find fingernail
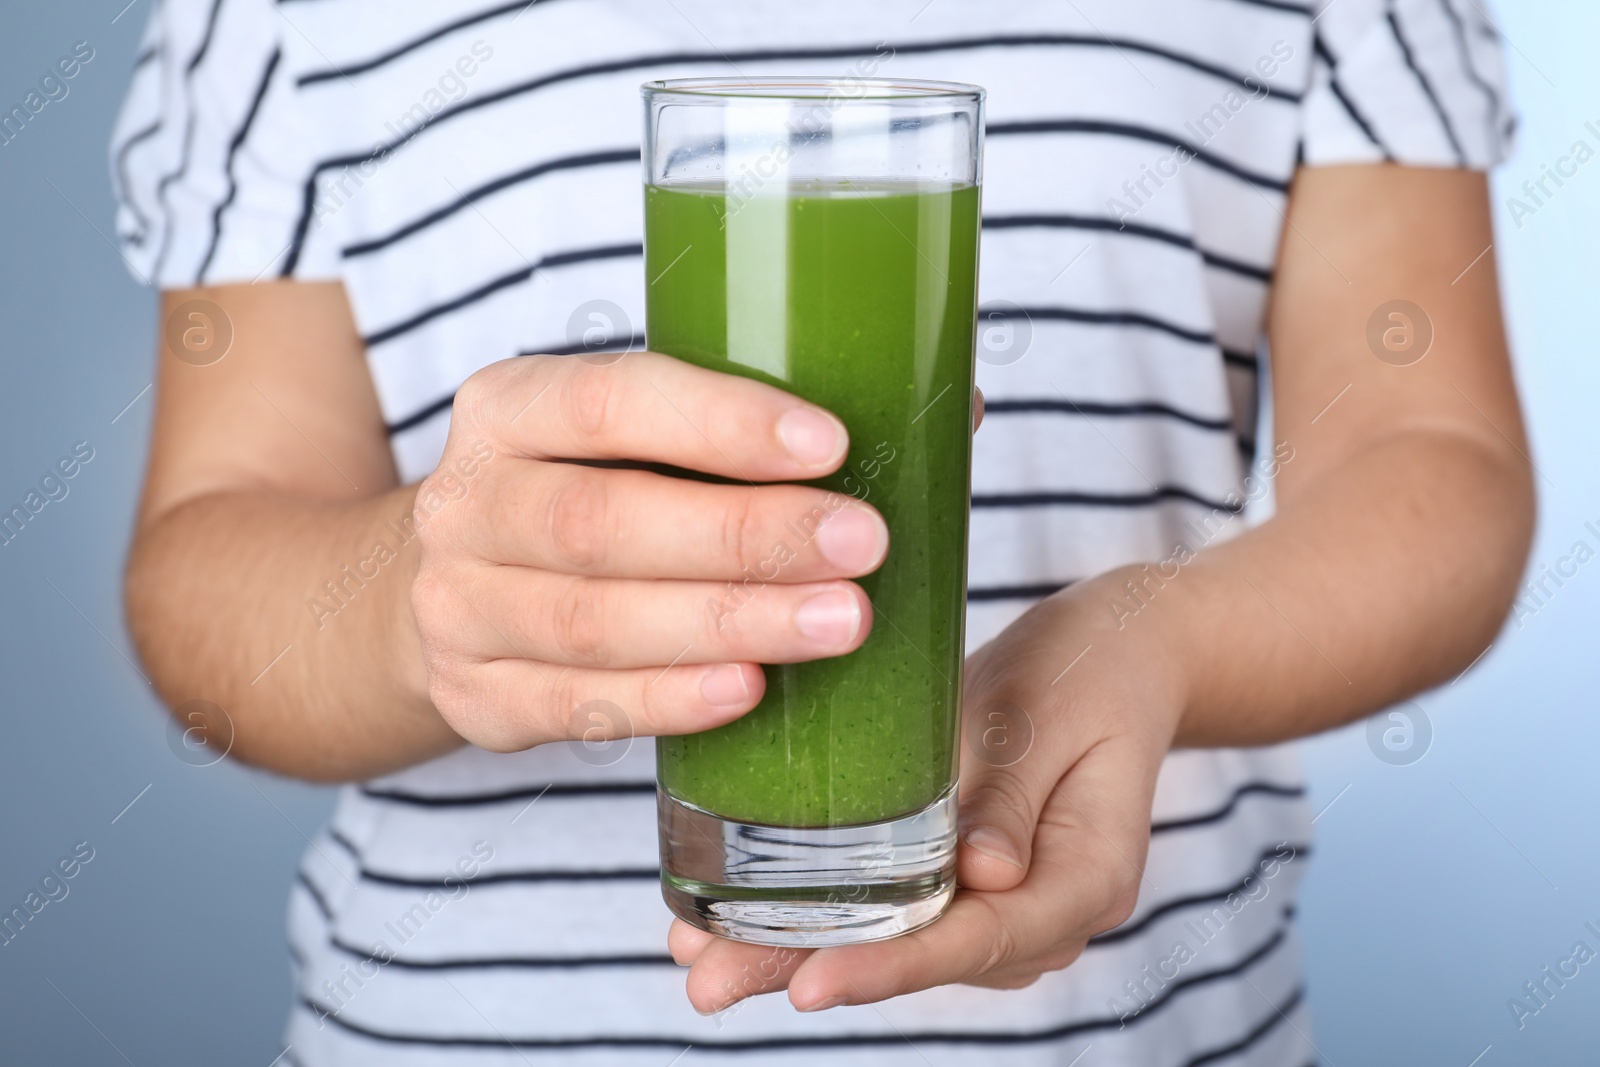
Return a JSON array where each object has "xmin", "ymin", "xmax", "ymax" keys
[
  {"xmin": 797, "ymin": 995, "xmax": 851, "ymax": 1013},
  {"xmin": 794, "ymin": 589, "xmax": 862, "ymax": 647},
  {"xmin": 964, "ymin": 827, "xmax": 1024, "ymax": 869},
  {"xmin": 695, "ymin": 1002, "xmax": 730, "ymax": 1017},
  {"xmin": 814, "ymin": 506, "xmax": 888, "ymax": 571},
  {"xmin": 700, "ymin": 664, "xmax": 751, "ymax": 708},
  {"xmin": 777, "ymin": 408, "xmax": 847, "ymax": 468}
]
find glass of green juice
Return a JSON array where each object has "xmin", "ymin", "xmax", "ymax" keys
[{"xmin": 643, "ymin": 77, "xmax": 984, "ymax": 947}]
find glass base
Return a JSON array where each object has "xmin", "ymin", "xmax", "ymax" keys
[{"xmin": 658, "ymin": 786, "xmax": 957, "ymax": 947}]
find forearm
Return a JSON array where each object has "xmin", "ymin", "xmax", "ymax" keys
[
  {"xmin": 126, "ymin": 484, "xmax": 458, "ymax": 781},
  {"xmin": 1107, "ymin": 428, "xmax": 1532, "ymax": 748}
]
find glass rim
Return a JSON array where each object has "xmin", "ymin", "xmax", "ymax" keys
[{"xmin": 642, "ymin": 76, "xmax": 985, "ymax": 103}]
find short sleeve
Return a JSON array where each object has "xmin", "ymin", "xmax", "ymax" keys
[
  {"xmin": 1301, "ymin": 0, "xmax": 1515, "ymax": 169},
  {"xmin": 109, "ymin": 0, "xmax": 334, "ymax": 287}
]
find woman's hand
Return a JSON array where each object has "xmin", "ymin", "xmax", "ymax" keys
[
  {"xmin": 667, "ymin": 566, "xmax": 1186, "ymax": 1011},
  {"xmin": 411, "ymin": 352, "xmax": 890, "ymax": 752},
  {"xmin": 666, "ymin": 165, "xmax": 1535, "ymax": 1014}
]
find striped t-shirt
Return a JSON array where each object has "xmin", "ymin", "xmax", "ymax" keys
[{"xmin": 112, "ymin": 1, "xmax": 1509, "ymax": 1064}]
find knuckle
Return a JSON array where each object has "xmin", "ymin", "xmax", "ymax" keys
[
  {"xmin": 702, "ymin": 589, "xmax": 745, "ymax": 648},
  {"xmin": 1081, "ymin": 854, "xmax": 1142, "ymax": 935},
  {"xmin": 1100, "ymin": 879, "xmax": 1142, "ymax": 932},
  {"xmin": 412, "ymin": 501, "xmax": 440, "ymax": 550},
  {"xmin": 415, "ymin": 451, "xmax": 492, "ymax": 543},
  {"xmin": 964, "ymin": 773, "xmax": 1033, "ymax": 828},
  {"xmin": 1037, "ymin": 945, "xmax": 1084, "ymax": 974},
  {"xmin": 962, "ymin": 895, "xmax": 1020, "ymax": 979},
  {"xmin": 409, "ymin": 570, "xmax": 454, "ymax": 635},
  {"xmin": 630, "ymin": 673, "xmax": 677, "ymax": 735},
  {"xmin": 413, "ymin": 477, "xmax": 459, "ymax": 540},
  {"xmin": 451, "ymin": 359, "xmax": 512, "ymax": 427},
  {"xmin": 718, "ymin": 490, "xmax": 761, "ymax": 570},
  {"xmin": 450, "ymin": 356, "xmax": 546, "ymax": 449},
  {"xmin": 424, "ymin": 670, "xmax": 470, "ymax": 724},
  {"xmin": 544, "ymin": 576, "xmax": 607, "ymax": 665},
  {"xmin": 537, "ymin": 665, "xmax": 584, "ymax": 736},
  {"xmin": 558, "ymin": 362, "xmax": 619, "ymax": 440},
  {"xmin": 978, "ymin": 919, "xmax": 1020, "ymax": 976},
  {"xmin": 450, "ymin": 367, "xmax": 490, "ymax": 421},
  {"xmin": 409, "ymin": 576, "xmax": 476, "ymax": 711},
  {"xmin": 418, "ymin": 648, "xmax": 482, "ymax": 737},
  {"xmin": 545, "ymin": 471, "xmax": 609, "ymax": 570},
  {"xmin": 984, "ymin": 970, "xmax": 1045, "ymax": 991}
]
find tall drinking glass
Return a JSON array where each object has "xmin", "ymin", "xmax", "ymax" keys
[{"xmin": 644, "ymin": 77, "xmax": 984, "ymax": 946}]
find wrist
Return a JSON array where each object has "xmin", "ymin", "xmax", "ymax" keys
[
  {"xmin": 381, "ymin": 485, "xmax": 441, "ymax": 717},
  {"xmin": 1054, "ymin": 564, "xmax": 1195, "ymax": 746}
]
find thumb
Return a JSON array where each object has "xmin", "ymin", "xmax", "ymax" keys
[{"xmin": 956, "ymin": 698, "xmax": 1051, "ymax": 892}]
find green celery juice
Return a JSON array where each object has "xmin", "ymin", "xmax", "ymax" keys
[{"xmin": 646, "ymin": 180, "xmax": 980, "ymax": 828}]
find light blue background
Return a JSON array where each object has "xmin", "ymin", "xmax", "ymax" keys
[{"xmin": 0, "ymin": 2, "xmax": 1595, "ymax": 1064}]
